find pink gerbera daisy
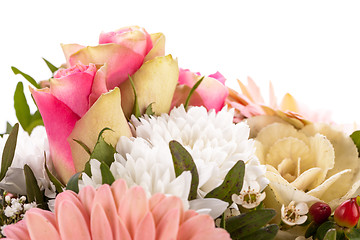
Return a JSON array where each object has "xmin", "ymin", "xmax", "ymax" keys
[{"xmin": 3, "ymin": 179, "xmax": 230, "ymax": 240}]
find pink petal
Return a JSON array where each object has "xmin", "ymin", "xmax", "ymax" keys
[
  {"xmin": 134, "ymin": 212, "xmax": 156, "ymax": 240},
  {"xmin": 99, "ymin": 26, "xmax": 153, "ymax": 57},
  {"xmin": 208, "ymin": 71, "xmax": 226, "ymax": 85},
  {"xmin": 178, "ymin": 214, "xmax": 223, "ymax": 240},
  {"xmin": 90, "ymin": 204, "xmax": 114, "ymax": 240},
  {"xmin": 111, "ymin": 179, "xmax": 128, "ymax": 211},
  {"xmin": 50, "ymin": 64, "xmax": 96, "ymax": 117},
  {"xmin": 61, "ymin": 43, "xmax": 85, "ymax": 67},
  {"xmin": 25, "ymin": 208, "xmax": 61, "ymax": 240},
  {"xmin": 31, "ymin": 88, "xmax": 79, "ymax": 183},
  {"xmin": 68, "ymin": 44, "xmax": 144, "ymax": 90},
  {"xmin": 2, "ymin": 220, "xmax": 30, "ymax": 239},
  {"xmin": 149, "ymin": 193, "xmax": 166, "ymax": 211},
  {"xmin": 78, "ymin": 186, "xmax": 96, "ymax": 216},
  {"xmin": 56, "ymin": 199, "xmax": 91, "ymax": 239},
  {"xmin": 155, "ymin": 208, "xmax": 180, "ymax": 240},
  {"xmin": 150, "ymin": 196, "xmax": 183, "ymax": 226},
  {"xmin": 55, "ymin": 191, "xmax": 90, "ymax": 222},
  {"xmin": 195, "ymin": 76, "xmax": 229, "ymax": 112},
  {"xmin": 118, "ymin": 186, "xmax": 149, "ymax": 238},
  {"xmin": 92, "ymin": 184, "xmax": 119, "ymax": 239},
  {"xmin": 178, "ymin": 69, "xmax": 196, "ymax": 86},
  {"xmin": 89, "ymin": 64, "xmax": 109, "ymax": 106}
]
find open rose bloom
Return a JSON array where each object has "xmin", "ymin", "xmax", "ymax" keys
[{"xmin": 3, "ymin": 179, "xmax": 230, "ymax": 240}]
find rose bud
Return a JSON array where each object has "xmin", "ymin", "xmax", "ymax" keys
[
  {"xmin": 309, "ymin": 202, "xmax": 331, "ymax": 224},
  {"xmin": 334, "ymin": 198, "xmax": 360, "ymax": 228}
]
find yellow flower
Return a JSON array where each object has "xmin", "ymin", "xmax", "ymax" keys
[{"xmin": 249, "ymin": 115, "xmax": 360, "ymax": 215}]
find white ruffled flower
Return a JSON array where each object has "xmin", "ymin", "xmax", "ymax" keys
[
  {"xmin": 132, "ymin": 105, "xmax": 260, "ymax": 197},
  {"xmin": 79, "ymin": 137, "xmax": 192, "ymax": 209},
  {"xmin": 0, "ymin": 126, "xmax": 56, "ymax": 201},
  {"xmin": 281, "ymin": 201, "xmax": 309, "ymax": 226}
]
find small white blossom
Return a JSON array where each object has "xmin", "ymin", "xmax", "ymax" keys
[
  {"xmin": 281, "ymin": 201, "xmax": 309, "ymax": 226},
  {"xmin": 215, "ymin": 207, "xmax": 241, "ymax": 227},
  {"xmin": 23, "ymin": 202, "xmax": 37, "ymax": 211},
  {"xmin": 4, "ymin": 196, "xmax": 10, "ymax": 203},
  {"xmin": 232, "ymin": 181, "xmax": 266, "ymax": 209}
]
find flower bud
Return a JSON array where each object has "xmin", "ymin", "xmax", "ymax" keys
[{"xmin": 334, "ymin": 198, "xmax": 360, "ymax": 228}]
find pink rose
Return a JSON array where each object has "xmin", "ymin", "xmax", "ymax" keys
[
  {"xmin": 172, "ymin": 68, "xmax": 229, "ymax": 112},
  {"xmin": 32, "ymin": 26, "xmax": 179, "ymax": 183}
]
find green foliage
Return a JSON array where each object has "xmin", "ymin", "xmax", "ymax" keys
[
  {"xmin": 100, "ymin": 162, "xmax": 115, "ymax": 185},
  {"xmin": 14, "ymin": 82, "xmax": 44, "ymax": 134},
  {"xmin": 66, "ymin": 172, "xmax": 81, "ymax": 193},
  {"xmin": 129, "ymin": 75, "xmax": 141, "ymax": 118},
  {"xmin": 24, "ymin": 164, "xmax": 46, "ymax": 209},
  {"xmin": 44, "ymin": 158, "xmax": 65, "ymax": 193},
  {"xmin": 42, "ymin": 58, "xmax": 59, "ymax": 74},
  {"xmin": 90, "ymin": 128, "xmax": 116, "ymax": 167},
  {"xmin": 184, "ymin": 76, "xmax": 204, "ymax": 110},
  {"xmin": 0, "ymin": 123, "xmax": 19, "ymax": 181},
  {"xmin": 346, "ymin": 228, "xmax": 360, "ymax": 240},
  {"xmin": 205, "ymin": 160, "xmax": 245, "ymax": 204},
  {"xmin": 226, "ymin": 209, "xmax": 278, "ymax": 240},
  {"xmin": 323, "ymin": 229, "xmax": 337, "ymax": 240},
  {"xmin": 350, "ymin": 130, "xmax": 360, "ymax": 157},
  {"xmin": 169, "ymin": 140, "xmax": 199, "ymax": 200},
  {"xmin": 11, "ymin": 66, "xmax": 40, "ymax": 89},
  {"xmin": 145, "ymin": 103, "xmax": 155, "ymax": 116},
  {"xmin": 315, "ymin": 221, "xmax": 336, "ymax": 240}
]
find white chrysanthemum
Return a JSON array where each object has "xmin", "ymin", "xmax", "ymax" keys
[
  {"xmin": 79, "ymin": 137, "xmax": 192, "ymax": 208},
  {"xmin": 132, "ymin": 105, "xmax": 261, "ymax": 197},
  {"xmin": 0, "ymin": 126, "xmax": 55, "ymax": 199}
]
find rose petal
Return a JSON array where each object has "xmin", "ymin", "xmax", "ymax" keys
[
  {"xmin": 69, "ymin": 87, "xmax": 132, "ymax": 172},
  {"xmin": 31, "ymin": 88, "xmax": 79, "ymax": 183},
  {"xmin": 119, "ymin": 55, "xmax": 179, "ymax": 118},
  {"xmin": 68, "ymin": 44, "xmax": 144, "ymax": 90},
  {"xmin": 144, "ymin": 32, "xmax": 165, "ymax": 62}
]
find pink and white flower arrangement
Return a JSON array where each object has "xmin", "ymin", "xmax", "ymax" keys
[{"xmin": 1, "ymin": 25, "xmax": 360, "ymax": 240}]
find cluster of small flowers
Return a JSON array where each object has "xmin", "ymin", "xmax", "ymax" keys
[{"xmin": 0, "ymin": 193, "xmax": 36, "ymax": 237}]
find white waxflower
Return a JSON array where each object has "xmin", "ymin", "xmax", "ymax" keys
[
  {"xmin": 0, "ymin": 126, "xmax": 55, "ymax": 199},
  {"xmin": 132, "ymin": 105, "xmax": 261, "ymax": 197},
  {"xmin": 232, "ymin": 159, "xmax": 269, "ymax": 209},
  {"xmin": 281, "ymin": 201, "xmax": 309, "ymax": 226}
]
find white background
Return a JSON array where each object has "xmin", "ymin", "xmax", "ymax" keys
[{"xmin": 1, "ymin": 0, "xmax": 360, "ymax": 132}]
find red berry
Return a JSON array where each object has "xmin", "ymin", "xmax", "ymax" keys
[
  {"xmin": 334, "ymin": 198, "xmax": 360, "ymax": 228},
  {"xmin": 309, "ymin": 202, "xmax": 331, "ymax": 224}
]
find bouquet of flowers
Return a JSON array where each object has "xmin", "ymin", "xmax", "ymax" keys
[{"xmin": 0, "ymin": 25, "xmax": 360, "ymax": 240}]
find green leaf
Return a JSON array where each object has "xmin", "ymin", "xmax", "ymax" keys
[
  {"xmin": 226, "ymin": 209, "xmax": 276, "ymax": 235},
  {"xmin": 305, "ymin": 221, "xmax": 320, "ymax": 238},
  {"xmin": 44, "ymin": 157, "xmax": 65, "ymax": 193},
  {"xmin": 145, "ymin": 103, "xmax": 155, "ymax": 116},
  {"xmin": 24, "ymin": 164, "xmax": 45, "ymax": 209},
  {"xmin": 205, "ymin": 160, "xmax": 245, "ymax": 204},
  {"xmin": 346, "ymin": 228, "xmax": 360, "ymax": 240},
  {"xmin": 42, "ymin": 58, "xmax": 59, "ymax": 74},
  {"xmin": 11, "ymin": 66, "xmax": 40, "ymax": 89},
  {"xmin": 90, "ymin": 128, "xmax": 116, "ymax": 167},
  {"xmin": 14, "ymin": 82, "xmax": 32, "ymax": 133},
  {"xmin": 66, "ymin": 172, "xmax": 81, "ymax": 193},
  {"xmin": 233, "ymin": 224, "xmax": 278, "ymax": 240},
  {"xmin": 26, "ymin": 111, "xmax": 44, "ymax": 134},
  {"xmin": 0, "ymin": 123, "xmax": 19, "ymax": 181},
  {"xmin": 5, "ymin": 122, "xmax": 13, "ymax": 134},
  {"xmin": 73, "ymin": 139, "xmax": 92, "ymax": 156},
  {"xmin": 184, "ymin": 76, "xmax": 204, "ymax": 110},
  {"xmin": 351, "ymin": 130, "xmax": 360, "ymax": 157},
  {"xmin": 84, "ymin": 160, "xmax": 92, "ymax": 177},
  {"xmin": 100, "ymin": 162, "xmax": 115, "ymax": 185},
  {"xmin": 316, "ymin": 221, "xmax": 336, "ymax": 240},
  {"xmin": 169, "ymin": 140, "xmax": 199, "ymax": 200},
  {"xmin": 323, "ymin": 229, "xmax": 337, "ymax": 240},
  {"xmin": 129, "ymin": 75, "xmax": 141, "ymax": 118}
]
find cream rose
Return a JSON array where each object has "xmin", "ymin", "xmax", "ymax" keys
[{"xmin": 248, "ymin": 116, "xmax": 360, "ymax": 214}]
